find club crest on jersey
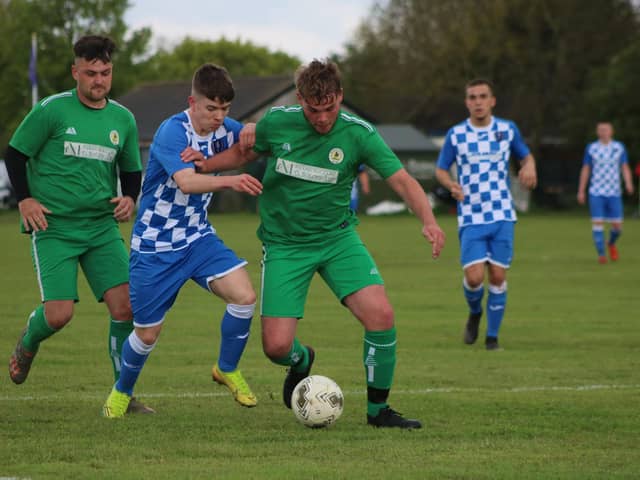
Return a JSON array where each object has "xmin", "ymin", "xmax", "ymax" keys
[
  {"xmin": 328, "ymin": 148, "xmax": 344, "ymax": 164},
  {"xmin": 495, "ymin": 131, "xmax": 505, "ymax": 142},
  {"xmin": 109, "ymin": 130, "xmax": 120, "ymax": 146},
  {"xmin": 282, "ymin": 143, "xmax": 292, "ymax": 152}
]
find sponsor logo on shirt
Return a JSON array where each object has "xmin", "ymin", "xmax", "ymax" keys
[
  {"xmin": 110, "ymin": 130, "xmax": 120, "ymax": 146},
  {"xmin": 64, "ymin": 141, "xmax": 116, "ymax": 163},
  {"xmin": 467, "ymin": 151, "xmax": 504, "ymax": 162},
  {"xmin": 328, "ymin": 147, "xmax": 344, "ymax": 164},
  {"xmin": 275, "ymin": 158, "xmax": 338, "ymax": 184}
]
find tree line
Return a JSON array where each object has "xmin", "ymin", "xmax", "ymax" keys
[
  {"xmin": 340, "ymin": 0, "xmax": 640, "ymax": 160},
  {"xmin": 0, "ymin": 0, "xmax": 300, "ymax": 148},
  {"xmin": 1, "ymin": 0, "xmax": 639, "ymax": 170}
]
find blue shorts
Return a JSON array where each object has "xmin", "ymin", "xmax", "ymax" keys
[
  {"xmin": 459, "ymin": 221, "xmax": 514, "ymax": 269},
  {"xmin": 589, "ymin": 194, "xmax": 623, "ymax": 222},
  {"xmin": 129, "ymin": 234, "xmax": 247, "ymax": 327}
]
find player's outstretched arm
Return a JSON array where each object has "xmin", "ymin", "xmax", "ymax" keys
[
  {"xmin": 173, "ymin": 168, "xmax": 262, "ymax": 196},
  {"xmin": 386, "ymin": 168, "xmax": 445, "ymax": 259},
  {"xmin": 181, "ymin": 144, "xmax": 260, "ymax": 173}
]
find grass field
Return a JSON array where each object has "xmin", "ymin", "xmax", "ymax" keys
[{"xmin": 0, "ymin": 209, "xmax": 638, "ymax": 479}]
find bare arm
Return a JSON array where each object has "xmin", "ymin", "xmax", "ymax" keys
[
  {"xmin": 622, "ymin": 163, "xmax": 634, "ymax": 195},
  {"xmin": 518, "ymin": 153, "xmax": 537, "ymax": 190},
  {"xmin": 435, "ymin": 167, "xmax": 464, "ymax": 201},
  {"xmin": 577, "ymin": 164, "xmax": 591, "ymax": 204},
  {"xmin": 386, "ymin": 168, "xmax": 445, "ymax": 259},
  {"xmin": 182, "ymin": 143, "xmax": 260, "ymax": 173},
  {"xmin": 181, "ymin": 123, "xmax": 261, "ymax": 173},
  {"xmin": 359, "ymin": 170, "xmax": 371, "ymax": 195},
  {"xmin": 173, "ymin": 167, "xmax": 262, "ymax": 196}
]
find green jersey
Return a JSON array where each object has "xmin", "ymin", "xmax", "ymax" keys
[
  {"xmin": 254, "ymin": 106, "xmax": 402, "ymax": 243},
  {"xmin": 9, "ymin": 89, "xmax": 141, "ymax": 222}
]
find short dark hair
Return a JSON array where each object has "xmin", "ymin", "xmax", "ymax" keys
[
  {"xmin": 295, "ymin": 59, "xmax": 342, "ymax": 104},
  {"xmin": 73, "ymin": 35, "xmax": 116, "ymax": 63},
  {"xmin": 192, "ymin": 64, "xmax": 235, "ymax": 102},
  {"xmin": 465, "ymin": 78, "xmax": 494, "ymax": 95}
]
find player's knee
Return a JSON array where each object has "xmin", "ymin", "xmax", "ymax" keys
[
  {"xmin": 220, "ymin": 285, "xmax": 256, "ymax": 306},
  {"xmin": 488, "ymin": 270, "xmax": 506, "ymax": 286},
  {"xmin": 110, "ymin": 303, "xmax": 133, "ymax": 322},
  {"xmin": 463, "ymin": 265, "xmax": 485, "ymax": 287},
  {"xmin": 262, "ymin": 337, "xmax": 291, "ymax": 360},
  {"xmin": 235, "ymin": 289, "xmax": 257, "ymax": 306},
  {"xmin": 44, "ymin": 304, "xmax": 74, "ymax": 329},
  {"xmin": 362, "ymin": 305, "xmax": 394, "ymax": 331},
  {"xmin": 134, "ymin": 327, "xmax": 160, "ymax": 346}
]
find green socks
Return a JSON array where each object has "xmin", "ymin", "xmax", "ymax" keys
[
  {"xmin": 20, "ymin": 307, "xmax": 133, "ymax": 383},
  {"xmin": 364, "ymin": 327, "xmax": 397, "ymax": 416},
  {"xmin": 272, "ymin": 337, "xmax": 310, "ymax": 372},
  {"xmin": 109, "ymin": 318, "xmax": 134, "ymax": 382},
  {"xmin": 271, "ymin": 329, "xmax": 397, "ymax": 416},
  {"xmin": 22, "ymin": 305, "xmax": 57, "ymax": 353}
]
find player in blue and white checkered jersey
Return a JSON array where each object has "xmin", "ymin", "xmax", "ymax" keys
[
  {"xmin": 577, "ymin": 122, "xmax": 634, "ymax": 264},
  {"xmin": 436, "ymin": 79, "xmax": 537, "ymax": 351},
  {"xmin": 103, "ymin": 64, "xmax": 264, "ymax": 417}
]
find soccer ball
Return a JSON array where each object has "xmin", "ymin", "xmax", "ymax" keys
[{"xmin": 291, "ymin": 375, "xmax": 344, "ymax": 428}]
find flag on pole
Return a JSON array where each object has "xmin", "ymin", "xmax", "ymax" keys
[{"xmin": 30, "ymin": 32, "xmax": 38, "ymax": 106}]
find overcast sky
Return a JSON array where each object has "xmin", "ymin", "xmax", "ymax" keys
[{"xmin": 124, "ymin": 0, "xmax": 381, "ymax": 62}]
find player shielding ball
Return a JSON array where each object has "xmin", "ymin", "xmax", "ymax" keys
[{"xmin": 191, "ymin": 59, "xmax": 445, "ymax": 429}]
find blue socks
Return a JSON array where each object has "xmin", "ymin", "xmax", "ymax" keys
[
  {"xmin": 218, "ymin": 303, "xmax": 254, "ymax": 372},
  {"xmin": 464, "ymin": 278, "xmax": 508, "ymax": 339},
  {"xmin": 608, "ymin": 228, "xmax": 621, "ymax": 246},
  {"xmin": 592, "ymin": 225, "xmax": 605, "ymax": 256},
  {"xmin": 114, "ymin": 302, "xmax": 255, "ymax": 396},
  {"xmin": 486, "ymin": 283, "xmax": 507, "ymax": 338},
  {"xmin": 463, "ymin": 279, "xmax": 484, "ymax": 315},
  {"xmin": 115, "ymin": 332, "xmax": 155, "ymax": 396}
]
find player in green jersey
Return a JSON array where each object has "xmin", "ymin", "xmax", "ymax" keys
[
  {"xmin": 5, "ymin": 35, "xmax": 152, "ymax": 413},
  {"xmin": 189, "ymin": 59, "xmax": 445, "ymax": 429}
]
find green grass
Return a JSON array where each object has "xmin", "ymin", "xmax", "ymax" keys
[{"xmin": 0, "ymin": 209, "xmax": 638, "ymax": 479}]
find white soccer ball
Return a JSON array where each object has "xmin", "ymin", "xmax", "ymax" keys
[{"xmin": 291, "ymin": 375, "xmax": 344, "ymax": 428}]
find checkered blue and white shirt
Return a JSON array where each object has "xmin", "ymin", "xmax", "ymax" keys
[
  {"xmin": 583, "ymin": 140, "xmax": 628, "ymax": 197},
  {"xmin": 437, "ymin": 116, "xmax": 530, "ymax": 228},
  {"xmin": 131, "ymin": 111, "xmax": 242, "ymax": 253}
]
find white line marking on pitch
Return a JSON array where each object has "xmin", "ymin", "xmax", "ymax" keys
[{"xmin": 1, "ymin": 384, "xmax": 638, "ymax": 402}]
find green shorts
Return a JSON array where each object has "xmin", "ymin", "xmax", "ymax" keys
[
  {"xmin": 260, "ymin": 228, "xmax": 384, "ymax": 318},
  {"xmin": 30, "ymin": 218, "xmax": 129, "ymax": 302}
]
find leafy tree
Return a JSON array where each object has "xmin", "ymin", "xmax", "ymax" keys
[
  {"xmin": 583, "ymin": 38, "xmax": 640, "ymax": 163},
  {"xmin": 0, "ymin": 0, "xmax": 151, "ymax": 148},
  {"xmin": 0, "ymin": 1, "xmax": 301, "ymax": 149},
  {"xmin": 138, "ymin": 37, "xmax": 300, "ymax": 82},
  {"xmin": 340, "ymin": 0, "xmax": 640, "ymax": 153}
]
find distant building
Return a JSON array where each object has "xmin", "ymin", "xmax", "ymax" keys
[{"xmin": 116, "ymin": 77, "xmax": 442, "ymax": 211}]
